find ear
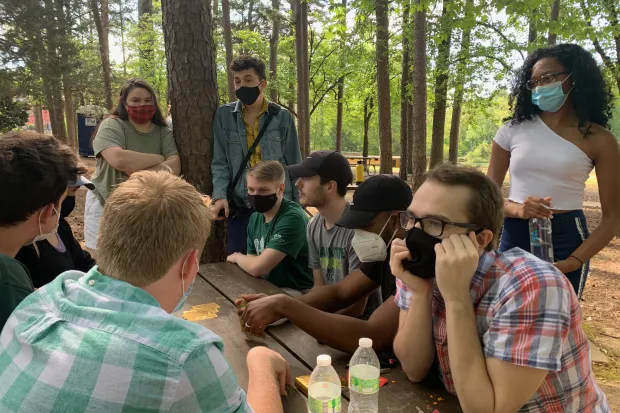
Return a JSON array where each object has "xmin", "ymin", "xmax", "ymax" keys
[
  {"xmin": 38, "ymin": 203, "xmax": 56, "ymax": 225},
  {"xmin": 181, "ymin": 249, "xmax": 200, "ymax": 281},
  {"xmin": 279, "ymin": 182, "xmax": 285, "ymax": 195},
  {"xmin": 476, "ymin": 229, "xmax": 494, "ymax": 251},
  {"xmin": 260, "ymin": 79, "xmax": 267, "ymax": 91}
]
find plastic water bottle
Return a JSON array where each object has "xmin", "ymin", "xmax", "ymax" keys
[
  {"xmin": 308, "ymin": 355, "xmax": 342, "ymax": 413},
  {"xmin": 529, "ymin": 218, "xmax": 554, "ymax": 263},
  {"xmin": 348, "ymin": 338, "xmax": 380, "ymax": 413}
]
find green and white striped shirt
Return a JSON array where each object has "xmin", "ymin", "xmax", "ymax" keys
[{"xmin": 0, "ymin": 267, "xmax": 252, "ymax": 413}]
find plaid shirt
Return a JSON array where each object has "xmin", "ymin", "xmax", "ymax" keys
[
  {"xmin": 0, "ymin": 267, "xmax": 252, "ymax": 413},
  {"xmin": 395, "ymin": 249, "xmax": 609, "ymax": 412}
]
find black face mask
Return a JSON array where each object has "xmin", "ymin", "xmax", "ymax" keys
[
  {"xmin": 60, "ymin": 196, "xmax": 76, "ymax": 220},
  {"xmin": 248, "ymin": 193, "xmax": 278, "ymax": 213},
  {"xmin": 402, "ymin": 227, "xmax": 443, "ymax": 279},
  {"xmin": 236, "ymin": 85, "xmax": 262, "ymax": 106}
]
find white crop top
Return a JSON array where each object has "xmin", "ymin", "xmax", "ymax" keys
[{"xmin": 493, "ymin": 116, "xmax": 593, "ymax": 211}]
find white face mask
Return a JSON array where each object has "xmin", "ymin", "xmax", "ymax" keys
[
  {"xmin": 173, "ymin": 254, "xmax": 199, "ymax": 313},
  {"xmin": 28, "ymin": 206, "xmax": 60, "ymax": 245},
  {"xmin": 351, "ymin": 215, "xmax": 397, "ymax": 262}
]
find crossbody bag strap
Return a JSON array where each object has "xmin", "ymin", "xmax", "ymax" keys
[{"xmin": 229, "ymin": 104, "xmax": 280, "ymax": 191}]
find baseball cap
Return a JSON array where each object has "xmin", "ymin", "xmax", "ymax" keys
[
  {"xmin": 69, "ymin": 175, "xmax": 95, "ymax": 190},
  {"xmin": 337, "ymin": 175, "xmax": 412, "ymax": 229},
  {"xmin": 286, "ymin": 150, "xmax": 353, "ymax": 187}
]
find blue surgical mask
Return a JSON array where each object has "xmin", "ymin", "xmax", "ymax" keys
[
  {"xmin": 531, "ymin": 74, "xmax": 573, "ymax": 113},
  {"xmin": 173, "ymin": 255, "xmax": 199, "ymax": 313}
]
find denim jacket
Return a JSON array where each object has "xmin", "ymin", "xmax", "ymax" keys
[{"xmin": 211, "ymin": 100, "xmax": 302, "ymax": 208}]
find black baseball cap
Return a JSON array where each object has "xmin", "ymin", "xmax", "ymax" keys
[
  {"xmin": 286, "ymin": 150, "xmax": 353, "ymax": 186},
  {"xmin": 337, "ymin": 175, "xmax": 412, "ymax": 229}
]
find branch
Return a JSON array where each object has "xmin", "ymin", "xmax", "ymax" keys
[
  {"xmin": 310, "ymin": 71, "xmax": 354, "ymax": 116},
  {"xmin": 476, "ymin": 21, "xmax": 525, "ymax": 61},
  {"xmin": 580, "ymin": 0, "xmax": 618, "ymax": 74}
]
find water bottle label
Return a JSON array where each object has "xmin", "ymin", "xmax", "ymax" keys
[
  {"xmin": 350, "ymin": 376, "xmax": 379, "ymax": 394},
  {"xmin": 530, "ymin": 231, "xmax": 541, "ymax": 247},
  {"xmin": 308, "ymin": 395, "xmax": 341, "ymax": 413}
]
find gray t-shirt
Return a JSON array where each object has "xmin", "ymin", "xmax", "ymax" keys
[{"xmin": 307, "ymin": 204, "xmax": 382, "ymax": 315}]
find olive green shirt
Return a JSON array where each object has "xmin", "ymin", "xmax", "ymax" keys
[
  {"xmin": 91, "ymin": 118, "xmax": 179, "ymax": 203},
  {"xmin": 0, "ymin": 253, "xmax": 34, "ymax": 330}
]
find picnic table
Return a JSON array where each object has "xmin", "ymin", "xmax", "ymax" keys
[{"xmin": 183, "ymin": 262, "xmax": 462, "ymax": 413}]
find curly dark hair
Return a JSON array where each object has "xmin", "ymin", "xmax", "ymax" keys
[
  {"xmin": 230, "ymin": 55, "xmax": 267, "ymax": 80},
  {"xmin": 508, "ymin": 43, "xmax": 614, "ymax": 136}
]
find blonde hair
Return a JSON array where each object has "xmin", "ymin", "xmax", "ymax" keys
[
  {"xmin": 97, "ymin": 171, "xmax": 212, "ymax": 286},
  {"xmin": 247, "ymin": 160, "xmax": 285, "ymax": 183}
]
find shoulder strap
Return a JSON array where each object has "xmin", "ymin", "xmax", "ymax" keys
[{"xmin": 229, "ymin": 103, "xmax": 281, "ymax": 191}]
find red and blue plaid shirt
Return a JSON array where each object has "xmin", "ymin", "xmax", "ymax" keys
[{"xmin": 395, "ymin": 248, "xmax": 609, "ymax": 412}]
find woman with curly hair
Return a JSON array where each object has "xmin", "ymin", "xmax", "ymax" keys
[{"xmin": 488, "ymin": 44, "xmax": 620, "ymax": 299}]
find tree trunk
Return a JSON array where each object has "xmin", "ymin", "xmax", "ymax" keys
[
  {"xmin": 119, "ymin": 0, "xmax": 127, "ymax": 76},
  {"xmin": 376, "ymin": 0, "xmax": 392, "ymax": 174},
  {"xmin": 295, "ymin": 0, "xmax": 310, "ymax": 157},
  {"xmin": 247, "ymin": 0, "xmax": 254, "ymax": 30},
  {"xmin": 448, "ymin": 0, "xmax": 473, "ymax": 165},
  {"xmin": 548, "ymin": 0, "xmax": 560, "ymax": 45},
  {"xmin": 429, "ymin": 0, "xmax": 452, "ymax": 169},
  {"xmin": 33, "ymin": 105, "xmax": 44, "ymax": 133},
  {"xmin": 411, "ymin": 0, "xmax": 427, "ymax": 191},
  {"xmin": 161, "ymin": 0, "xmax": 225, "ymax": 263},
  {"xmin": 50, "ymin": 87, "xmax": 67, "ymax": 143},
  {"xmin": 138, "ymin": 0, "xmax": 154, "ymax": 79},
  {"xmin": 222, "ymin": 0, "xmax": 236, "ymax": 102},
  {"xmin": 63, "ymin": 74, "xmax": 77, "ymax": 150},
  {"xmin": 269, "ymin": 0, "xmax": 280, "ymax": 102},
  {"xmin": 335, "ymin": 0, "xmax": 347, "ymax": 153},
  {"xmin": 90, "ymin": 0, "xmax": 114, "ymax": 109},
  {"xmin": 399, "ymin": 0, "xmax": 411, "ymax": 180},
  {"xmin": 363, "ymin": 97, "xmax": 373, "ymax": 171},
  {"xmin": 288, "ymin": 54, "xmax": 297, "ymax": 113},
  {"xmin": 527, "ymin": 12, "xmax": 538, "ymax": 55}
]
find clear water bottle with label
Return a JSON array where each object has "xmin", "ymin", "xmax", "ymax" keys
[
  {"xmin": 348, "ymin": 338, "xmax": 380, "ymax": 413},
  {"xmin": 308, "ymin": 355, "xmax": 341, "ymax": 413},
  {"xmin": 529, "ymin": 218, "xmax": 554, "ymax": 263}
]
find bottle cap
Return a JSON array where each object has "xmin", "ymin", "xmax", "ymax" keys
[
  {"xmin": 359, "ymin": 338, "xmax": 373, "ymax": 348},
  {"xmin": 317, "ymin": 354, "xmax": 332, "ymax": 367}
]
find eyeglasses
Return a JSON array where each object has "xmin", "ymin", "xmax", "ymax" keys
[
  {"xmin": 398, "ymin": 211, "xmax": 481, "ymax": 237},
  {"xmin": 525, "ymin": 71, "xmax": 569, "ymax": 90}
]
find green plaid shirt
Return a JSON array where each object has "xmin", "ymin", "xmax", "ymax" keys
[{"xmin": 0, "ymin": 267, "xmax": 252, "ymax": 412}]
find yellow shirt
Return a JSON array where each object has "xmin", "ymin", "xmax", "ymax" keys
[{"xmin": 242, "ymin": 98, "xmax": 269, "ymax": 168}]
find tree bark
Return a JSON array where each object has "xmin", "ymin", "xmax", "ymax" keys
[
  {"xmin": 119, "ymin": 0, "xmax": 127, "ymax": 76},
  {"xmin": 161, "ymin": 0, "xmax": 225, "ymax": 263},
  {"xmin": 294, "ymin": 0, "xmax": 310, "ymax": 157},
  {"xmin": 548, "ymin": 0, "xmax": 560, "ymax": 45},
  {"xmin": 399, "ymin": 0, "xmax": 411, "ymax": 180},
  {"xmin": 63, "ymin": 73, "xmax": 77, "ymax": 150},
  {"xmin": 363, "ymin": 97, "xmax": 373, "ymax": 171},
  {"xmin": 411, "ymin": 0, "xmax": 427, "ymax": 191},
  {"xmin": 376, "ymin": 0, "xmax": 392, "ymax": 174},
  {"xmin": 138, "ymin": 0, "xmax": 154, "ymax": 79},
  {"xmin": 138, "ymin": 0, "xmax": 153, "ymax": 16},
  {"xmin": 527, "ymin": 12, "xmax": 538, "ymax": 55},
  {"xmin": 429, "ymin": 0, "xmax": 452, "ymax": 169},
  {"xmin": 335, "ymin": 0, "xmax": 347, "ymax": 153},
  {"xmin": 448, "ymin": 0, "xmax": 473, "ymax": 165},
  {"xmin": 269, "ymin": 0, "xmax": 280, "ymax": 102},
  {"xmin": 248, "ymin": 0, "xmax": 255, "ymax": 30},
  {"xmin": 33, "ymin": 105, "xmax": 44, "ymax": 133},
  {"xmin": 90, "ymin": 0, "xmax": 114, "ymax": 109},
  {"xmin": 222, "ymin": 0, "xmax": 236, "ymax": 102}
]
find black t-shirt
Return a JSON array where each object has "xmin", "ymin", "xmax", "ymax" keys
[
  {"xmin": 359, "ymin": 246, "xmax": 396, "ymax": 303},
  {"xmin": 15, "ymin": 218, "xmax": 96, "ymax": 288},
  {"xmin": 0, "ymin": 253, "xmax": 33, "ymax": 330}
]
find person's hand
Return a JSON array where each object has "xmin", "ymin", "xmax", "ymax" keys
[
  {"xmin": 554, "ymin": 257, "xmax": 583, "ymax": 274},
  {"xmin": 212, "ymin": 198, "xmax": 229, "ymax": 220},
  {"xmin": 435, "ymin": 233, "xmax": 480, "ymax": 304},
  {"xmin": 241, "ymin": 294, "xmax": 289, "ymax": 334},
  {"xmin": 227, "ymin": 253, "xmax": 240, "ymax": 264},
  {"xmin": 247, "ymin": 346, "xmax": 291, "ymax": 396},
  {"xmin": 390, "ymin": 239, "xmax": 433, "ymax": 295},
  {"xmin": 517, "ymin": 196, "xmax": 553, "ymax": 219},
  {"xmin": 235, "ymin": 293, "xmax": 268, "ymax": 316}
]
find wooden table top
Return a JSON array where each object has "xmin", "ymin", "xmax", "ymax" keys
[{"xmin": 198, "ymin": 262, "xmax": 462, "ymax": 413}]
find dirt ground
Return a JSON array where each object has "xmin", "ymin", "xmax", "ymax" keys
[{"xmin": 73, "ymin": 157, "xmax": 620, "ymax": 408}]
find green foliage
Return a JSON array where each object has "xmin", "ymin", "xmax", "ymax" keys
[{"xmin": 0, "ymin": 98, "xmax": 29, "ymax": 133}]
